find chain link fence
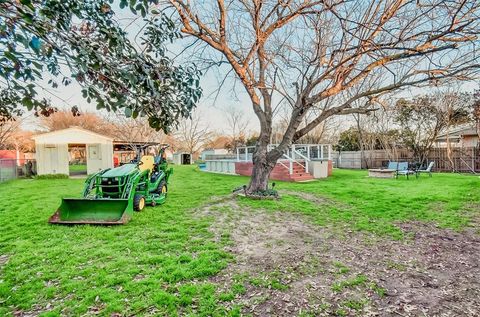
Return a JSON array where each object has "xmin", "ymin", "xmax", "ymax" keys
[{"xmin": 0, "ymin": 159, "xmax": 37, "ymax": 182}]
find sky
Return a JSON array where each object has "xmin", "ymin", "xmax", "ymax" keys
[
  {"xmin": 20, "ymin": 2, "xmax": 480, "ymax": 135},
  {"xmin": 27, "ymin": 64, "xmax": 258, "ymax": 134}
]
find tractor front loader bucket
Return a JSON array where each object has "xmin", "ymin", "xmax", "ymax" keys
[{"xmin": 49, "ymin": 198, "xmax": 133, "ymax": 225}]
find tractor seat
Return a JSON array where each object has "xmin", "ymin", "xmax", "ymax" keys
[
  {"xmin": 138, "ymin": 155, "xmax": 155, "ymax": 174},
  {"xmin": 150, "ymin": 171, "xmax": 164, "ymax": 183}
]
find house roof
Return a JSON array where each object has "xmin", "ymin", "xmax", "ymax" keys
[
  {"xmin": 113, "ymin": 141, "xmax": 167, "ymax": 151},
  {"xmin": 32, "ymin": 126, "xmax": 113, "ymax": 141},
  {"xmin": 436, "ymin": 125, "xmax": 477, "ymax": 141},
  {"xmin": 202, "ymin": 148, "xmax": 228, "ymax": 152}
]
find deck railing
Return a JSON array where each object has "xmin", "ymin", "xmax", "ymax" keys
[{"xmin": 236, "ymin": 144, "xmax": 332, "ymax": 175}]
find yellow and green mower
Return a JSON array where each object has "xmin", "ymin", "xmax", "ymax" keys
[{"xmin": 49, "ymin": 146, "xmax": 172, "ymax": 225}]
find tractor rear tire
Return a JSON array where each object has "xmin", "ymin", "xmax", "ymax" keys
[
  {"xmin": 133, "ymin": 194, "xmax": 146, "ymax": 212},
  {"xmin": 157, "ymin": 180, "xmax": 168, "ymax": 198}
]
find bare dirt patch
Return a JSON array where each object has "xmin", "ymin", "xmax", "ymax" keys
[
  {"xmin": 464, "ymin": 202, "xmax": 480, "ymax": 233},
  {"xmin": 201, "ymin": 197, "xmax": 480, "ymax": 316},
  {"xmin": 0, "ymin": 254, "xmax": 8, "ymax": 267}
]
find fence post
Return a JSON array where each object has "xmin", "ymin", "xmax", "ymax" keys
[
  {"xmin": 473, "ymin": 147, "xmax": 475, "ymax": 172},
  {"xmin": 236, "ymin": 148, "xmax": 239, "ymax": 162}
]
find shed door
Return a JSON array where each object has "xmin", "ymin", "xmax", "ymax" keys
[
  {"xmin": 43, "ymin": 144, "xmax": 69, "ymax": 175},
  {"xmin": 88, "ymin": 144, "xmax": 101, "ymax": 159},
  {"xmin": 87, "ymin": 144, "xmax": 102, "ymax": 174},
  {"xmin": 44, "ymin": 146, "xmax": 58, "ymax": 174},
  {"xmin": 182, "ymin": 154, "xmax": 191, "ymax": 164}
]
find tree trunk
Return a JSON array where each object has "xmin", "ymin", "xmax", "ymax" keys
[
  {"xmin": 247, "ymin": 158, "xmax": 275, "ymax": 193},
  {"xmin": 246, "ymin": 141, "xmax": 277, "ymax": 193},
  {"xmin": 474, "ymin": 103, "xmax": 480, "ymax": 141},
  {"xmin": 446, "ymin": 129, "xmax": 455, "ymax": 171},
  {"xmin": 355, "ymin": 116, "xmax": 368, "ymax": 169},
  {"xmin": 246, "ymin": 117, "xmax": 288, "ymax": 193},
  {"xmin": 477, "ymin": 118, "xmax": 480, "ymax": 141}
]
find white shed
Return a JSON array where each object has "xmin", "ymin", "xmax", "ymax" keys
[
  {"xmin": 172, "ymin": 152, "xmax": 192, "ymax": 165},
  {"xmin": 32, "ymin": 127, "xmax": 114, "ymax": 175}
]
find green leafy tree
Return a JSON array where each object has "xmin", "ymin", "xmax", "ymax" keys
[
  {"xmin": 0, "ymin": 0, "xmax": 202, "ymax": 132},
  {"xmin": 335, "ymin": 128, "xmax": 361, "ymax": 152},
  {"xmin": 335, "ymin": 126, "xmax": 401, "ymax": 153},
  {"xmin": 246, "ymin": 134, "xmax": 259, "ymax": 147},
  {"xmin": 395, "ymin": 93, "xmax": 472, "ymax": 164}
]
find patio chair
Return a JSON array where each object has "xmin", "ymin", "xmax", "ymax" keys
[
  {"xmin": 387, "ymin": 161, "xmax": 398, "ymax": 170},
  {"xmin": 416, "ymin": 162, "xmax": 434, "ymax": 178},
  {"xmin": 395, "ymin": 162, "xmax": 415, "ymax": 179}
]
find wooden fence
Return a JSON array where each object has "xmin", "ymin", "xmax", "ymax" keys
[
  {"xmin": 332, "ymin": 147, "xmax": 480, "ymax": 173},
  {"xmin": 429, "ymin": 147, "xmax": 479, "ymax": 173}
]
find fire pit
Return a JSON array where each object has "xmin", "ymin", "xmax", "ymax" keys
[{"xmin": 368, "ymin": 168, "xmax": 396, "ymax": 178}]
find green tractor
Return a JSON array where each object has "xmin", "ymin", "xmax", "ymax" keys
[{"xmin": 49, "ymin": 145, "xmax": 172, "ymax": 225}]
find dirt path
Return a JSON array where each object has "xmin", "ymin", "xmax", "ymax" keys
[{"xmin": 202, "ymin": 196, "xmax": 480, "ymax": 317}]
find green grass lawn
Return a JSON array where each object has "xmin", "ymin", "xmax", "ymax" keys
[
  {"xmin": 240, "ymin": 169, "xmax": 480, "ymax": 238},
  {"xmin": 0, "ymin": 167, "xmax": 478, "ymax": 316},
  {"xmin": 69, "ymin": 164, "xmax": 87, "ymax": 173}
]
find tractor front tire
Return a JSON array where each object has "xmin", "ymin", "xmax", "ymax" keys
[{"xmin": 133, "ymin": 194, "xmax": 146, "ymax": 212}]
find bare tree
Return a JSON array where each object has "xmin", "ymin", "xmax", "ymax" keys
[
  {"xmin": 474, "ymin": 90, "xmax": 480, "ymax": 141},
  {"xmin": 435, "ymin": 92, "xmax": 473, "ymax": 170},
  {"xmin": 0, "ymin": 118, "xmax": 21, "ymax": 150},
  {"xmin": 353, "ymin": 112, "xmax": 375, "ymax": 168},
  {"xmin": 174, "ymin": 112, "xmax": 213, "ymax": 158},
  {"xmin": 224, "ymin": 105, "xmax": 249, "ymax": 152},
  {"xmin": 0, "ymin": 117, "xmax": 35, "ymax": 152},
  {"xmin": 39, "ymin": 110, "xmax": 112, "ymax": 135},
  {"xmin": 167, "ymin": 0, "xmax": 480, "ymax": 192},
  {"xmin": 370, "ymin": 105, "xmax": 400, "ymax": 161},
  {"xmin": 296, "ymin": 111, "xmax": 338, "ymax": 144},
  {"xmin": 107, "ymin": 114, "xmax": 168, "ymax": 153},
  {"xmin": 296, "ymin": 122, "xmax": 326, "ymax": 144},
  {"xmin": 9, "ymin": 130, "xmax": 35, "ymax": 153},
  {"xmin": 204, "ymin": 134, "xmax": 231, "ymax": 149}
]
